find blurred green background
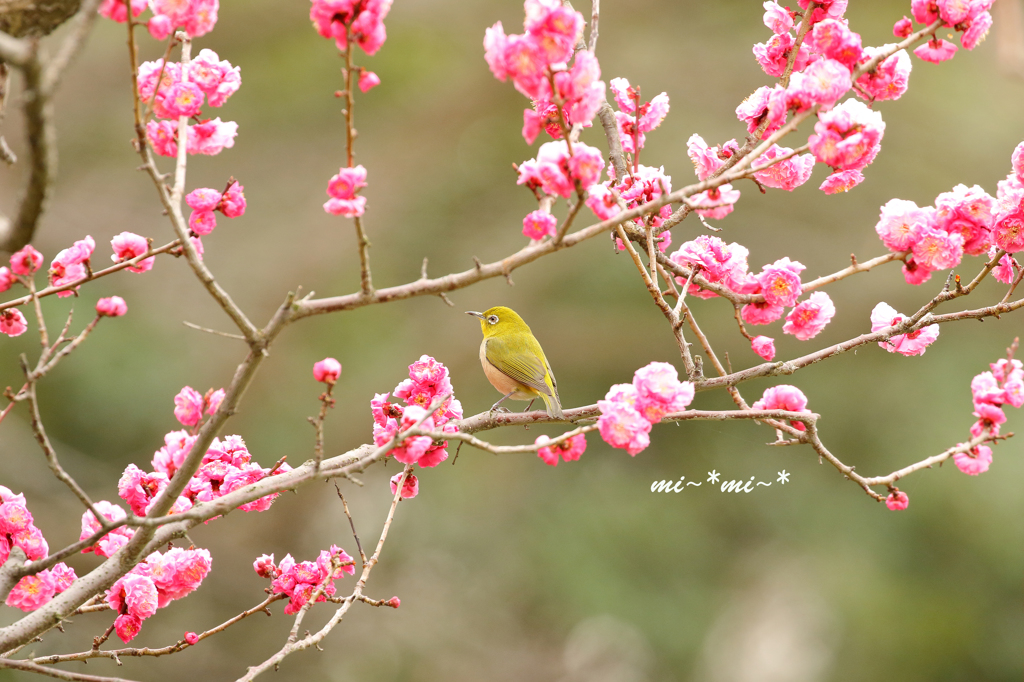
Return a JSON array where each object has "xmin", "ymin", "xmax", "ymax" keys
[{"xmin": 1, "ymin": 0, "xmax": 1022, "ymax": 680}]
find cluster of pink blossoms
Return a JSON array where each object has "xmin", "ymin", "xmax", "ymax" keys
[
  {"xmin": 597, "ymin": 362, "xmax": 694, "ymax": 456},
  {"xmin": 484, "ymin": 0, "xmax": 603, "ymax": 143},
  {"xmin": 372, "ymin": 355, "xmax": 463, "ymax": 471},
  {"xmin": 587, "ymin": 164, "xmax": 674, "ymax": 252},
  {"xmin": 99, "ymin": 0, "xmax": 218, "ymax": 40},
  {"xmin": 323, "ymin": 165, "xmax": 368, "ymax": 218},
  {"xmin": 311, "ymin": 0, "xmax": 389, "ymax": 219},
  {"xmin": 105, "ymin": 547, "xmax": 212, "ymax": 642},
  {"xmin": 185, "ymin": 179, "xmax": 246, "ymax": 238},
  {"xmin": 142, "ymin": 50, "xmax": 240, "ymax": 158},
  {"xmin": 255, "ymin": 546, "xmax": 356, "ymax": 615},
  {"xmin": 1, "ymin": 244, "xmax": 43, "ymax": 336},
  {"xmin": 310, "ymin": 0, "xmax": 392, "ymax": 57},
  {"xmin": 534, "ymin": 433, "xmax": 587, "ymax": 467},
  {"xmin": 584, "ymin": 80, "xmax": 673, "ymax": 243},
  {"xmin": 1, "ymin": 486, "xmax": 79, "ymax": 612},
  {"xmin": 741, "ymin": 1, "xmax": 990, "ymax": 195},
  {"xmin": 958, "ymin": 355, "xmax": 1024, "ymax": 473},
  {"xmin": 874, "ymin": 143, "xmax": 1024, "ymax": 284},
  {"xmin": 668, "ymin": 236, "xmax": 836, "ymax": 359},
  {"xmin": 751, "ymin": 384, "xmax": 813, "ymax": 431},
  {"xmin": 896, "ymin": 0, "xmax": 993, "ymax": 64},
  {"xmin": 0, "ymin": 237, "xmax": 140, "ymax": 337},
  {"xmin": 607, "ymin": 78, "xmax": 669, "ymax": 155}
]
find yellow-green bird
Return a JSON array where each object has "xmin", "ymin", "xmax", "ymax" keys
[{"xmin": 466, "ymin": 306, "xmax": 565, "ymax": 419}]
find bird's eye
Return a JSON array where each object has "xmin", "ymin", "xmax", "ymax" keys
[{"xmin": 487, "ymin": 315, "xmax": 499, "ymax": 324}]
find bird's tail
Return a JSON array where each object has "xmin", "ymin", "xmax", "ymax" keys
[{"xmin": 541, "ymin": 392, "xmax": 565, "ymax": 420}]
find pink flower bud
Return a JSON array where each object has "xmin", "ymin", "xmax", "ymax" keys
[
  {"xmin": 386, "ymin": 596, "xmax": 401, "ymax": 608},
  {"xmin": 184, "ymin": 631, "xmax": 199, "ymax": 645},
  {"xmin": 313, "ymin": 358, "xmax": 342, "ymax": 384},
  {"xmin": 893, "ymin": 15, "xmax": 912, "ymax": 38},
  {"xmin": 219, "ymin": 182, "xmax": 246, "ymax": 218},
  {"xmin": 885, "ymin": 490, "xmax": 909, "ymax": 511},
  {"xmin": 358, "ymin": 70, "xmax": 381, "ymax": 92},
  {"xmin": 253, "ymin": 553, "xmax": 277, "ymax": 578},
  {"xmin": 96, "ymin": 296, "xmax": 128, "ymax": 317},
  {"xmin": 751, "ymin": 336, "xmax": 776, "ymax": 361}
]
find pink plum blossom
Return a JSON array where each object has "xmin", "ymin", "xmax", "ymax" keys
[
  {"xmin": 933, "ymin": 184, "xmax": 995, "ymax": 255},
  {"xmin": 914, "ymin": 38, "xmax": 958, "ymax": 63},
  {"xmin": 783, "ymin": 292, "xmax": 836, "ymax": 340},
  {"xmin": 188, "ymin": 118, "xmax": 237, "ymax": 155},
  {"xmin": 757, "ymin": 258, "xmax": 805, "ymax": 307},
  {"xmin": 735, "ymin": 85, "xmax": 788, "ymax": 137},
  {"xmin": 111, "ymin": 232, "xmax": 155, "ymax": 272},
  {"xmin": 989, "ymin": 247, "xmax": 1019, "ymax": 284},
  {"xmin": 0, "ymin": 267, "xmax": 14, "ymax": 293},
  {"xmin": 669, "ymin": 235, "xmax": 750, "ymax": 298},
  {"xmin": 885, "ymin": 490, "xmax": 909, "ymax": 511},
  {"xmin": 596, "ymin": 384, "xmax": 652, "ymax": 456},
  {"xmin": 752, "ymin": 145, "xmax": 815, "ymax": 191},
  {"xmin": 189, "ymin": 49, "xmax": 240, "ymax": 107},
  {"xmin": 98, "ymin": 0, "xmax": 147, "ymax": 22},
  {"xmin": 819, "ymin": 169, "xmax": 864, "ymax": 194},
  {"xmin": 390, "ymin": 472, "xmax": 419, "ymax": 498},
  {"xmin": 753, "ymin": 32, "xmax": 810, "ymax": 78},
  {"xmin": 806, "ymin": 19, "xmax": 863, "ymax": 67},
  {"xmin": 186, "ymin": 188, "xmax": 222, "ymax": 212},
  {"xmin": 358, "ymin": 70, "xmax": 381, "ymax": 92},
  {"xmin": 96, "ymin": 296, "xmax": 128, "ymax": 317},
  {"xmin": 992, "ymin": 210, "xmax": 1024, "ymax": 253},
  {"xmin": 875, "ymin": 199, "xmax": 932, "ymax": 252},
  {"xmin": 751, "ymin": 384, "xmax": 812, "ymax": 431},
  {"xmin": 798, "ymin": 0, "xmax": 847, "ymax": 24},
  {"xmin": 893, "ymin": 16, "xmax": 913, "ymax": 38},
  {"xmin": 522, "ymin": 210, "xmax": 557, "ymax": 240},
  {"xmin": 184, "ymin": 632, "xmax": 200, "ymax": 645},
  {"xmin": 763, "ymin": 1, "xmax": 794, "ymax": 34},
  {"xmin": 971, "ymin": 402, "xmax": 1006, "ymax": 438},
  {"xmin": 189, "ymin": 210, "xmax": 217, "ymax": 236},
  {"xmin": 809, "ymin": 99, "xmax": 885, "ymax": 171},
  {"xmin": 118, "ymin": 464, "xmax": 170, "ymax": 517},
  {"xmin": 962, "ymin": 10, "xmax": 992, "ymax": 50},
  {"xmin": 954, "ymin": 445, "xmax": 992, "ymax": 475},
  {"xmin": 5, "ymin": 572, "xmax": 57, "ymax": 612},
  {"xmin": 0, "ymin": 309, "xmax": 27, "ymax": 337},
  {"xmin": 691, "ymin": 184, "xmax": 740, "ymax": 220},
  {"xmin": 752, "ymin": 336, "xmax": 776, "ymax": 361},
  {"xmin": 220, "ymin": 181, "xmax": 246, "ymax": 217},
  {"xmin": 313, "ymin": 358, "xmax": 342, "ymax": 384},
  {"xmin": 162, "ymin": 82, "xmax": 205, "ymax": 119},
  {"xmin": 174, "ymin": 386, "xmax": 205, "ymax": 426},
  {"xmin": 901, "ymin": 256, "xmax": 933, "ymax": 285},
  {"xmin": 787, "ymin": 57, "xmax": 854, "ymax": 108},
  {"xmin": 10, "ymin": 244, "xmax": 43, "ymax": 275},
  {"xmin": 741, "ymin": 300, "xmax": 785, "ymax": 326},
  {"xmin": 870, "ymin": 302, "xmax": 940, "ymax": 356},
  {"xmin": 687, "ymin": 134, "xmax": 739, "ymax": 181},
  {"xmin": 856, "ymin": 46, "xmax": 912, "ymax": 102},
  {"xmin": 535, "ymin": 433, "xmax": 587, "ymax": 466},
  {"xmin": 911, "ymin": 225, "xmax": 964, "ymax": 271},
  {"xmin": 632, "ymin": 362, "xmax": 694, "ymax": 423}
]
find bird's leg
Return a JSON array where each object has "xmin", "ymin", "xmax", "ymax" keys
[
  {"xmin": 490, "ymin": 391, "xmax": 516, "ymax": 414},
  {"xmin": 523, "ymin": 399, "xmax": 535, "ymax": 412}
]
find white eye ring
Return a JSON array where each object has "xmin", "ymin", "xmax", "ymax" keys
[{"xmin": 487, "ymin": 315, "xmax": 499, "ymax": 324}]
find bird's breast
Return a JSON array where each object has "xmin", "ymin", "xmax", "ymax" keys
[{"xmin": 479, "ymin": 337, "xmax": 535, "ymax": 399}]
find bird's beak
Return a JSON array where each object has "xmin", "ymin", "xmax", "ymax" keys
[{"xmin": 465, "ymin": 311, "xmax": 485, "ymax": 319}]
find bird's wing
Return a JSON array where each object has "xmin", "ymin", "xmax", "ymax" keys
[{"xmin": 485, "ymin": 335, "xmax": 553, "ymax": 396}]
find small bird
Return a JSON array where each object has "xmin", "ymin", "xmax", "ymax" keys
[{"xmin": 466, "ymin": 306, "xmax": 565, "ymax": 419}]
